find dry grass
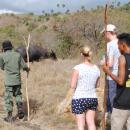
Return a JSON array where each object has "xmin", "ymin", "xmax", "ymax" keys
[{"xmin": 0, "ymin": 59, "xmax": 107, "ymax": 130}]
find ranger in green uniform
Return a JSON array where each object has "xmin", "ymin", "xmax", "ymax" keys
[{"xmin": 0, "ymin": 40, "xmax": 29, "ymax": 122}]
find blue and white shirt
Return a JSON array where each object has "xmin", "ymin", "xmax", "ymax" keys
[{"xmin": 72, "ymin": 64, "xmax": 100, "ymax": 99}]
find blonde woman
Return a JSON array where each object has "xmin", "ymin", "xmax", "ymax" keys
[{"xmin": 70, "ymin": 46, "xmax": 100, "ymax": 130}]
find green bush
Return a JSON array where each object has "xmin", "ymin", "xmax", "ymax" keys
[
  {"xmin": 0, "ymin": 25, "xmax": 15, "ymax": 37},
  {"xmin": 27, "ymin": 22, "xmax": 37, "ymax": 31},
  {"xmin": 36, "ymin": 25, "xmax": 48, "ymax": 32},
  {"xmin": 56, "ymin": 33, "xmax": 73, "ymax": 58},
  {"xmin": 120, "ymin": 2, "xmax": 130, "ymax": 12}
]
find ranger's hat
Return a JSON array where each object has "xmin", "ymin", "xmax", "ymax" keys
[
  {"xmin": 101, "ymin": 24, "xmax": 117, "ymax": 33},
  {"xmin": 2, "ymin": 40, "xmax": 13, "ymax": 50}
]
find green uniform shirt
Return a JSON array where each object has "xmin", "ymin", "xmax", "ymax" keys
[{"xmin": 0, "ymin": 50, "xmax": 28, "ymax": 86}]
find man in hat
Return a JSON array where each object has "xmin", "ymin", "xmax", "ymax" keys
[
  {"xmin": 101, "ymin": 24, "xmax": 121, "ymax": 115},
  {"xmin": 0, "ymin": 40, "xmax": 29, "ymax": 122}
]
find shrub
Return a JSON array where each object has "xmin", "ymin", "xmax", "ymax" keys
[
  {"xmin": 56, "ymin": 32, "xmax": 73, "ymax": 58},
  {"xmin": 0, "ymin": 25, "xmax": 15, "ymax": 37},
  {"xmin": 27, "ymin": 22, "xmax": 37, "ymax": 32}
]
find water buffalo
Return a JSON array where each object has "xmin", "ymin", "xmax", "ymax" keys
[{"xmin": 16, "ymin": 45, "xmax": 57, "ymax": 62}]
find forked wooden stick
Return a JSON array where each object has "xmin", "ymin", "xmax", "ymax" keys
[{"xmin": 23, "ymin": 34, "xmax": 30, "ymax": 121}]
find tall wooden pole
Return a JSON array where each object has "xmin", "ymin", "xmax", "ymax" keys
[
  {"xmin": 102, "ymin": 4, "xmax": 108, "ymax": 130},
  {"xmin": 24, "ymin": 34, "xmax": 30, "ymax": 121}
]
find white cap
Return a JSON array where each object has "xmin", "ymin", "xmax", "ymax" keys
[{"xmin": 101, "ymin": 24, "xmax": 117, "ymax": 33}]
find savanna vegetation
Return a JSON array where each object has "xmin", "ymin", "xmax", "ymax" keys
[
  {"xmin": 0, "ymin": 2, "xmax": 130, "ymax": 130},
  {"xmin": 0, "ymin": 2, "xmax": 130, "ymax": 58}
]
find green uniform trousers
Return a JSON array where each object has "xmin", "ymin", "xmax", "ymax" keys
[{"xmin": 4, "ymin": 85, "xmax": 22, "ymax": 112}]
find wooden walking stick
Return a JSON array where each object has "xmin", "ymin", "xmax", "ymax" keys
[
  {"xmin": 23, "ymin": 34, "xmax": 30, "ymax": 121},
  {"xmin": 102, "ymin": 3, "xmax": 108, "ymax": 130}
]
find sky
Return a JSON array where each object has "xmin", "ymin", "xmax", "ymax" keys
[{"xmin": 0, "ymin": 0, "xmax": 129, "ymax": 14}]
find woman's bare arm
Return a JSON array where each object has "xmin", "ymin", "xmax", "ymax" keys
[
  {"xmin": 70, "ymin": 70, "xmax": 79, "ymax": 89},
  {"xmin": 65, "ymin": 70, "xmax": 78, "ymax": 99}
]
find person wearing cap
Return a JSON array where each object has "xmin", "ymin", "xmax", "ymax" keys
[
  {"xmin": 101, "ymin": 24, "xmax": 121, "ymax": 115},
  {"xmin": 0, "ymin": 40, "xmax": 29, "ymax": 122}
]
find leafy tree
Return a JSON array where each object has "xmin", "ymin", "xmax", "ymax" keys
[
  {"xmin": 28, "ymin": 12, "xmax": 34, "ymax": 15},
  {"xmin": 81, "ymin": 6, "xmax": 85, "ymax": 11},
  {"xmin": 62, "ymin": 4, "xmax": 65, "ymax": 8},
  {"xmin": 57, "ymin": 4, "xmax": 60, "ymax": 7},
  {"xmin": 120, "ymin": 2, "xmax": 130, "ymax": 11},
  {"xmin": 51, "ymin": 9, "xmax": 54, "ymax": 14},
  {"xmin": 42, "ymin": 10, "xmax": 45, "ymax": 15},
  {"xmin": 45, "ymin": 13, "xmax": 48, "ymax": 16},
  {"xmin": 56, "ymin": 32, "xmax": 73, "ymax": 58},
  {"xmin": 117, "ymin": 2, "xmax": 121, "ymax": 7},
  {"xmin": 65, "ymin": 9, "xmax": 70, "ymax": 14}
]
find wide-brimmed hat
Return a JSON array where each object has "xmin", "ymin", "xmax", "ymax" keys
[
  {"xmin": 101, "ymin": 24, "xmax": 117, "ymax": 33},
  {"xmin": 2, "ymin": 40, "xmax": 13, "ymax": 50}
]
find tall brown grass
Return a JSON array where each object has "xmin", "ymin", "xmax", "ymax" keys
[{"xmin": 0, "ymin": 59, "xmax": 105, "ymax": 130}]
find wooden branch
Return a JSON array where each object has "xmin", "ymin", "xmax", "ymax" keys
[
  {"xmin": 23, "ymin": 34, "xmax": 30, "ymax": 121},
  {"xmin": 102, "ymin": 4, "xmax": 108, "ymax": 130},
  {"xmin": 27, "ymin": 34, "xmax": 30, "ymax": 70}
]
